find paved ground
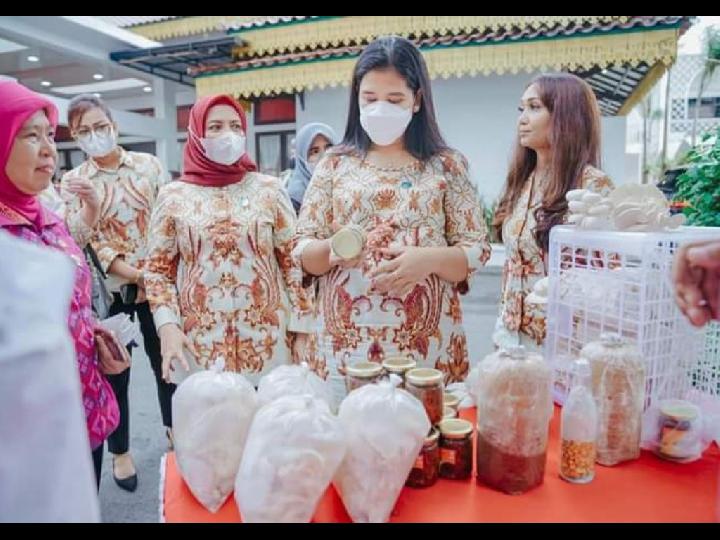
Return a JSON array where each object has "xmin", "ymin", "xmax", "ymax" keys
[{"xmin": 99, "ymin": 268, "xmax": 502, "ymax": 523}]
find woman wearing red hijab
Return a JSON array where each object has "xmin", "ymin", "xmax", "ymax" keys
[
  {"xmin": 144, "ymin": 95, "xmax": 313, "ymax": 386},
  {"xmin": 0, "ymin": 80, "xmax": 119, "ymax": 487}
]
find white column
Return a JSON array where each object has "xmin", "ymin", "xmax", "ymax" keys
[{"xmin": 153, "ymin": 78, "xmax": 180, "ymax": 175}]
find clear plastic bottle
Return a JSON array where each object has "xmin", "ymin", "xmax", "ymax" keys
[{"xmin": 560, "ymin": 359, "xmax": 597, "ymax": 484}]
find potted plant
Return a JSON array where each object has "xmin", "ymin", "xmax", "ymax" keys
[{"xmin": 674, "ymin": 127, "xmax": 720, "ymax": 226}]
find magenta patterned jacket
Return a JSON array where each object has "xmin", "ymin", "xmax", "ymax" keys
[{"xmin": 0, "ymin": 201, "xmax": 119, "ymax": 449}]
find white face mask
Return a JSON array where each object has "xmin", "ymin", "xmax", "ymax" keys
[
  {"xmin": 78, "ymin": 130, "xmax": 116, "ymax": 158},
  {"xmin": 201, "ymin": 131, "xmax": 246, "ymax": 166},
  {"xmin": 360, "ymin": 101, "xmax": 414, "ymax": 146}
]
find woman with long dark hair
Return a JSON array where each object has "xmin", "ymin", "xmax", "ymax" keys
[
  {"xmin": 295, "ymin": 36, "xmax": 491, "ymax": 405},
  {"xmin": 492, "ymin": 73, "xmax": 613, "ymax": 349}
]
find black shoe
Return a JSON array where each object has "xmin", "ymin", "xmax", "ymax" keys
[{"xmin": 113, "ymin": 456, "xmax": 138, "ymax": 492}]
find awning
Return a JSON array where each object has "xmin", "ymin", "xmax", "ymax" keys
[{"xmin": 111, "ymin": 15, "xmax": 690, "ymax": 116}]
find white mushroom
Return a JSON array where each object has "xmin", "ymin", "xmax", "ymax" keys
[
  {"xmin": 581, "ymin": 192, "xmax": 603, "ymax": 205},
  {"xmin": 566, "ymin": 189, "xmax": 586, "ymax": 202},
  {"xmin": 587, "ymin": 203, "xmax": 612, "ymax": 216},
  {"xmin": 568, "ymin": 200, "xmax": 588, "ymax": 213}
]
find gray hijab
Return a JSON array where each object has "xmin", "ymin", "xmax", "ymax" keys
[{"xmin": 286, "ymin": 122, "xmax": 337, "ymax": 206}]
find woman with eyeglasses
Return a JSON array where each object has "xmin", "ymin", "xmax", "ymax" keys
[{"xmin": 61, "ymin": 93, "xmax": 173, "ymax": 492}]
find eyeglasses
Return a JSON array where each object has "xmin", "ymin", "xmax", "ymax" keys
[{"xmin": 74, "ymin": 123, "xmax": 112, "ymax": 140}]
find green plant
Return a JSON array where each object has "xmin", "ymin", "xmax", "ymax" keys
[
  {"xmin": 478, "ymin": 196, "xmax": 500, "ymax": 243},
  {"xmin": 675, "ymin": 128, "xmax": 720, "ymax": 226}
]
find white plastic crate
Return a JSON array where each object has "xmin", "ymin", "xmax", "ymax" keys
[
  {"xmin": 690, "ymin": 321, "xmax": 720, "ymax": 399},
  {"xmin": 546, "ymin": 225, "xmax": 720, "ymax": 410}
]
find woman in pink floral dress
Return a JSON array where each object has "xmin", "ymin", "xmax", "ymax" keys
[{"xmin": 0, "ymin": 80, "xmax": 118, "ymax": 487}]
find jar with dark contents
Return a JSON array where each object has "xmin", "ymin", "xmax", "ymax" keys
[
  {"xmin": 405, "ymin": 428, "xmax": 440, "ymax": 488},
  {"xmin": 438, "ymin": 419, "xmax": 473, "ymax": 480},
  {"xmin": 345, "ymin": 362, "xmax": 384, "ymax": 393},
  {"xmin": 474, "ymin": 346, "xmax": 551, "ymax": 494},
  {"xmin": 405, "ymin": 368, "xmax": 444, "ymax": 425},
  {"xmin": 382, "ymin": 356, "xmax": 417, "ymax": 388}
]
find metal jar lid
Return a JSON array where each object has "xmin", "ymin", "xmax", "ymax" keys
[
  {"xmin": 345, "ymin": 361, "xmax": 383, "ymax": 379},
  {"xmin": 331, "ymin": 227, "xmax": 363, "ymax": 260},
  {"xmin": 382, "ymin": 355, "xmax": 417, "ymax": 373},
  {"xmin": 406, "ymin": 367, "xmax": 444, "ymax": 387},
  {"xmin": 660, "ymin": 400, "xmax": 699, "ymax": 422},
  {"xmin": 444, "ymin": 392, "xmax": 460, "ymax": 410},
  {"xmin": 438, "ymin": 418, "xmax": 473, "ymax": 439},
  {"xmin": 443, "ymin": 406, "xmax": 457, "ymax": 420}
]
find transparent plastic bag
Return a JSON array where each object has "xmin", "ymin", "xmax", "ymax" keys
[
  {"xmin": 475, "ymin": 346, "xmax": 553, "ymax": 494},
  {"xmin": 235, "ymin": 395, "xmax": 346, "ymax": 522},
  {"xmin": 98, "ymin": 312, "xmax": 141, "ymax": 348},
  {"xmin": 0, "ymin": 231, "xmax": 100, "ymax": 522},
  {"xmin": 333, "ymin": 376, "xmax": 430, "ymax": 522},
  {"xmin": 257, "ymin": 362, "xmax": 333, "ymax": 409},
  {"xmin": 641, "ymin": 399, "xmax": 711, "ymax": 463},
  {"xmin": 173, "ymin": 358, "xmax": 258, "ymax": 512},
  {"xmin": 581, "ymin": 334, "xmax": 645, "ymax": 466}
]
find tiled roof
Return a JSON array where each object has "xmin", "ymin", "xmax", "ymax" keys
[{"xmin": 191, "ymin": 16, "xmax": 686, "ymax": 76}]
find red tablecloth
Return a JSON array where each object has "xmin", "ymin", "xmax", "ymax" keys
[{"xmin": 162, "ymin": 407, "xmax": 720, "ymax": 522}]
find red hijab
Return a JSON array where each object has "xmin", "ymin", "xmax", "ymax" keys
[
  {"xmin": 0, "ymin": 80, "xmax": 58, "ymax": 227},
  {"xmin": 181, "ymin": 94, "xmax": 257, "ymax": 187}
]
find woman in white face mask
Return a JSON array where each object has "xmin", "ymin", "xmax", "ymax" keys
[
  {"xmin": 294, "ymin": 36, "xmax": 492, "ymax": 407},
  {"xmin": 144, "ymin": 95, "xmax": 313, "ymax": 389},
  {"xmin": 61, "ymin": 94, "xmax": 173, "ymax": 492},
  {"xmin": 286, "ymin": 122, "xmax": 337, "ymax": 214}
]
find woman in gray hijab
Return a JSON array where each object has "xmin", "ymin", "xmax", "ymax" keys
[{"xmin": 286, "ymin": 122, "xmax": 337, "ymax": 213}]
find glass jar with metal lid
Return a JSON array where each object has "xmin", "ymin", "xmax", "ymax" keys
[
  {"xmin": 444, "ymin": 392, "xmax": 460, "ymax": 412},
  {"xmin": 345, "ymin": 362, "xmax": 384, "ymax": 393},
  {"xmin": 405, "ymin": 367, "xmax": 444, "ymax": 425},
  {"xmin": 405, "ymin": 428, "xmax": 440, "ymax": 488},
  {"xmin": 331, "ymin": 225, "xmax": 365, "ymax": 260},
  {"xmin": 655, "ymin": 400, "xmax": 702, "ymax": 462},
  {"xmin": 438, "ymin": 418, "xmax": 473, "ymax": 480},
  {"xmin": 382, "ymin": 355, "xmax": 417, "ymax": 388}
]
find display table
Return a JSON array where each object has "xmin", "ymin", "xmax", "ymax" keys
[{"xmin": 161, "ymin": 407, "xmax": 720, "ymax": 522}]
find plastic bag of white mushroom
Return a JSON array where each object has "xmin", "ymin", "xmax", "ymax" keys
[
  {"xmin": 333, "ymin": 376, "xmax": 430, "ymax": 523},
  {"xmin": 257, "ymin": 362, "xmax": 334, "ymax": 410},
  {"xmin": 172, "ymin": 358, "xmax": 258, "ymax": 513},
  {"xmin": 235, "ymin": 395, "xmax": 347, "ymax": 522}
]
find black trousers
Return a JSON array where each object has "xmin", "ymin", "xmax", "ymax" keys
[
  {"xmin": 92, "ymin": 445, "xmax": 103, "ymax": 489},
  {"xmin": 105, "ymin": 294, "xmax": 176, "ymax": 454}
]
